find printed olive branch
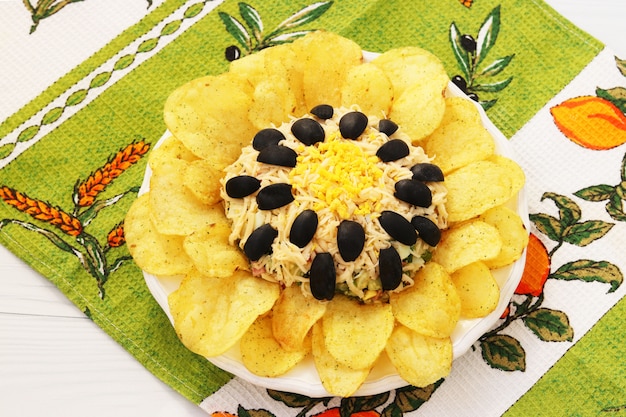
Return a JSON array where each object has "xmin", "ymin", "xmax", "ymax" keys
[
  {"xmin": 575, "ymin": 152, "xmax": 626, "ymax": 222},
  {"xmin": 0, "ymin": 140, "xmax": 149, "ymax": 299},
  {"xmin": 219, "ymin": 1, "xmax": 333, "ymax": 61},
  {"xmin": 449, "ymin": 5, "xmax": 515, "ymax": 110}
]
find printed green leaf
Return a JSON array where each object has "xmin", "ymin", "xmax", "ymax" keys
[
  {"xmin": 342, "ymin": 393, "xmax": 389, "ymax": 416},
  {"xmin": 137, "ymin": 38, "xmax": 159, "ymax": 53},
  {"xmin": 480, "ymin": 334, "xmax": 525, "ymax": 371},
  {"xmin": 274, "ymin": 1, "xmax": 333, "ymax": 31},
  {"xmin": 480, "ymin": 98, "xmax": 498, "ymax": 111},
  {"xmin": 479, "ymin": 54, "xmax": 515, "ymax": 77},
  {"xmin": 472, "ymin": 77, "xmax": 512, "ymax": 93},
  {"xmin": 237, "ymin": 406, "xmax": 274, "ymax": 417},
  {"xmin": 574, "ymin": 184, "xmax": 616, "ymax": 202},
  {"xmin": 17, "ymin": 125, "xmax": 40, "ymax": 143},
  {"xmin": 616, "ymin": 56, "xmax": 626, "ymax": 77},
  {"xmin": 523, "ymin": 308, "xmax": 573, "ymax": 342},
  {"xmin": 541, "ymin": 192, "xmax": 582, "ymax": 226},
  {"xmin": 449, "ymin": 22, "xmax": 471, "ymax": 80},
  {"xmin": 475, "ymin": 5, "xmax": 501, "ymax": 67},
  {"xmin": 596, "ymin": 86, "xmax": 626, "ymax": 114},
  {"xmin": 529, "ymin": 212, "xmax": 564, "ymax": 242},
  {"xmin": 0, "ymin": 142, "xmax": 16, "ymax": 159},
  {"xmin": 605, "ymin": 193, "xmax": 626, "ymax": 222},
  {"xmin": 267, "ymin": 389, "xmax": 329, "ymax": 408},
  {"xmin": 239, "ymin": 3, "xmax": 263, "ymax": 41},
  {"xmin": 41, "ymin": 107, "xmax": 63, "ymax": 125},
  {"xmin": 184, "ymin": 2, "xmax": 205, "ymax": 18},
  {"xmin": 384, "ymin": 382, "xmax": 443, "ymax": 415},
  {"xmin": 266, "ymin": 30, "xmax": 313, "ymax": 46},
  {"xmin": 113, "ymin": 54, "xmax": 135, "ymax": 71},
  {"xmin": 219, "ymin": 11, "xmax": 251, "ymax": 50},
  {"xmin": 562, "ymin": 220, "xmax": 614, "ymax": 247},
  {"xmin": 89, "ymin": 72, "xmax": 112, "ymax": 89},
  {"xmin": 160, "ymin": 19, "xmax": 182, "ymax": 36},
  {"xmin": 65, "ymin": 89, "xmax": 87, "ymax": 107},
  {"xmin": 0, "ymin": 219, "xmax": 80, "ymax": 256},
  {"xmin": 551, "ymin": 259, "xmax": 623, "ymax": 293},
  {"xmin": 622, "ymin": 152, "xmax": 626, "ymax": 181}
]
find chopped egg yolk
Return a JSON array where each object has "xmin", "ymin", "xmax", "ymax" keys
[{"xmin": 289, "ymin": 132, "xmax": 383, "ymax": 219}]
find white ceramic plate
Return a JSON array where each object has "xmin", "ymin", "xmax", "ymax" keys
[{"xmin": 140, "ymin": 53, "xmax": 529, "ymax": 397}]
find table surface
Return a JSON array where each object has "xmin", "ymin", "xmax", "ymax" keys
[{"xmin": 1, "ymin": 1, "xmax": 625, "ymax": 416}]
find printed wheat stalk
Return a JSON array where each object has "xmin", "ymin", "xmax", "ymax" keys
[
  {"xmin": 75, "ymin": 140, "xmax": 149, "ymax": 207},
  {"xmin": 0, "ymin": 186, "xmax": 83, "ymax": 236},
  {"xmin": 106, "ymin": 223, "xmax": 125, "ymax": 248}
]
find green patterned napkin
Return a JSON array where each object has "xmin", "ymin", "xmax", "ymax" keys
[{"xmin": 1, "ymin": 0, "xmax": 624, "ymax": 415}]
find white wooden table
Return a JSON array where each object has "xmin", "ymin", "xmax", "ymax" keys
[{"xmin": 1, "ymin": 1, "xmax": 625, "ymax": 416}]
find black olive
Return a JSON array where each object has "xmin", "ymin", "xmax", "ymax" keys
[
  {"xmin": 289, "ymin": 209, "xmax": 318, "ymax": 248},
  {"xmin": 376, "ymin": 139, "xmax": 410, "ymax": 162},
  {"xmin": 257, "ymin": 145, "xmax": 297, "ymax": 167},
  {"xmin": 460, "ymin": 34, "xmax": 477, "ymax": 53},
  {"xmin": 468, "ymin": 92, "xmax": 479, "ymax": 102},
  {"xmin": 225, "ymin": 175, "xmax": 261, "ymax": 198},
  {"xmin": 451, "ymin": 75, "xmax": 468, "ymax": 93},
  {"xmin": 256, "ymin": 183, "xmax": 294, "ymax": 210},
  {"xmin": 339, "ymin": 111, "xmax": 368, "ymax": 139},
  {"xmin": 310, "ymin": 104, "xmax": 334, "ymax": 119},
  {"xmin": 337, "ymin": 220, "xmax": 365, "ymax": 262},
  {"xmin": 410, "ymin": 163, "xmax": 444, "ymax": 182},
  {"xmin": 379, "ymin": 246, "xmax": 402, "ymax": 291},
  {"xmin": 252, "ymin": 128, "xmax": 286, "ymax": 151},
  {"xmin": 291, "ymin": 118, "xmax": 325, "ymax": 145},
  {"xmin": 244, "ymin": 224, "xmax": 278, "ymax": 261},
  {"xmin": 394, "ymin": 179, "xmax": 432, "ymax": 207},
  {"xmin": 225, "ymin": 45, "xmax": 241, "ymax": 61},
  {"xmin": 309, "ymin": 252, "xmax": 336, "ymax": 301},
  {"xmin": 411, "ymin": 216, "xmax": 442, "ymax": 247},
  {"xmin": 378, "ymin": 119, "xmax": 398, "ymax": 136},
  {"xmin": 379, "ymin": 211, "xmax": 417, "ymax": 246}
]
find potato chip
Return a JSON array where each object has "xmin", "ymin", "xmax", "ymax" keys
[
  {"xmin": 291, "ymin": 30, "xmax": 363, "ymax": 109},
  {"xmin": 183, "ymin": 159, "xmax": 224, "ymax": 206},
  {"xmin": 311, "ymin": 322, "xmax": 370, "ymax": 397},
  {"xmin": 168, "ymin": 269, "xmax": 280, "ymax": 357},
  {"xmin": 444, "ymin": 160, "xmax": 516, "ymax": 223},
  {"xmin": 322, "ymin": 295, "xmax": 394, "ymax": 370},
  {"xmin": 183, "ymin": 221, "xmax": 249, "ymax": 278},
  {"xmin": 432, "ymin": 219, "xmax": 502, "ymax": 273},
  {"xmin": 272, "ymin": 285, "xmax": 327, "ymax": 352},
  {"xmin": 479, "ymin": 205, "xmax": 529, "ymax": 269},
  {"xmin": 390, "ymin": 262, "xmax": 461, "ymax": 338},
  {"xmin": 340, "ymin": 62, "xmax": 393, "ymax": 117},
  {"xmin": 385, "ymin": 324, "xmax": 452, "ymax": 388},
  {"xmin": 148, "ymin": 135, "xmax": 198, "ymax": 172},
  {"xmin": 149, "ymin": 158, "xmax": 224, "ymax": 235},
  {"xmin": 163, "ymin": 73, "xmax": 256, "ymax": 169},
  {"xmin": 124, "ymin": 194, "xmax": 193, "ymax": 276},
  {"xmin": 425, "ymin": 98, "xmax": 495, "ymax": 174},
  {"xmin": 451, "ymin": 261, "xmax": 500, "ymax": 318},
  {"xmin": 371, "ymin": 46, "xmax": 449, "ymax": 98},
  {"xmin": 240, "ymin": 313, "xmax": 309, "ymax": 377},
  {"xmin": 488, "ymin": 154, "xmax": 526, "ymax": 195}
]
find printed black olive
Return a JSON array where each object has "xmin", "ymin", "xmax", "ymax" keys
[
  {"xmin": 310, "ymin": 104, "xmax": 334, "ymax": 119},
  {"xmin": 257, "ymin": 144, "xmax": 297, "ymax": 167},
  {"xmin": 379, "ymin": 210, "xmax": 417, "ymax": 246},
  {"xmin": 289, "ymin": 209, "xmax": 318, "ymax": 248},
  {"xmin": 225, "ymin": 175, "xmax": 261, "ymax": 198},
  {"xmin": 244, "ymin": 224, "xmax": 278, "ymax": 261},
  {"xmin": 411, "ymin": 216, "xmax": 442, "ymax": 247},
  {"xmin": 339, "ymin": 111, "xmax": 368, "ymax": 139},
  {"xmin": 309, "ymin": 252, "xmax": 336, "ymax": 301},
  {"xmin": 337, "ymin": 220, "xmax": 365, "ymax": 261},
  {"xmin": 256, "ymin": 183, "xmax": 294, "ymax": 210},
  {"xmin": 252, "ymin": 128, "xmax": 286, "ymax": 151},
  {"xmin": 376, "ymin": 139, "xmax": 410, "ymax": 162},
  {"xmin": 410, "ymin": 163, "xmax": 444, "ymax": 182},
  {"xmin": 291, "ymin": 118, "xmax": 325, "ymax": 145},
  {"xmin": 394, "ymin": 179, "xmax": 433, "ymax": 207},
  {"xmin": 378, "ymin": 119, "xmax": 398, "ymax": 136},
  {"xmin": 379, "ymin": 246, "xmax": 402, "ymax": 291}
]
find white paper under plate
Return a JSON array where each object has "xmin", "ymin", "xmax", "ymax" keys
[{"xmin": 140, "ymin": 59, "xmax": 530, "ymax": 397}]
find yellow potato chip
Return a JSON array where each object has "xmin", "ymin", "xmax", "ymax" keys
[
  {"xmin": 432, "ymin": 219, "xmax": 502, "ymax": 273},
  {"xmin": 425, "ymin": 99, "xmax": 495, "ymax": 174},
  {"xmin": 124, "ymin": 194, "xmax": 193, "ymax": 276},
  {"xmin": 240, "ymin": 314, "xmax": 309, "ymax": 377},
  {"xmin": 183, "ymin": 159, "xmax": 224, "ymax": 206},
  {"xmin": 183, "ymin": 221, "xmax": 249, "ymax": 278},
  {"xmin": 148, "ymin": 135, "xmax": 198, "ymax": 172},
  {"xmin": 322, "ymin": 295, "xmax": 394, "ymax": 370},
  {"xmin": 168, "ymin": 269, "xmax": 280, "ymax": 357},
  {"xmin": 311, "ymin": 322, "xmax": 370, "ymax": 397},
  {"xmin": 385, "ymin": 324, "xmax": 452, "ymax": 388},
  {"xmin": 479, "ymin": 205, "xmax": 529, "ymax": 269},
  {"xmin": 272, "ymin": 285, "xmax": 327, "ymax": 352},
  {"xmin": 451, "ymin": 261, "xmax": 500, "ymax": 318},
  {"xmin": 390, "ymin": 262, "xmax": 461, "ymax": 338},
  {"xmin": 149, "ymin": 158, "xmax": 224, "ymax": 235},
  {"xmin": 163, "ymin": 73, "xmax": 256, "ymax": 170},
  {"xmin": 444, "ymin": 160, "xmax": 516, "ymax": 223},
  {"xmin": 488, "ymin": 154, "xmax": 526, "ymax": 195},
  {"xmin": 340, "ymin": 62, "xmax": 393, "ymax": 117}
]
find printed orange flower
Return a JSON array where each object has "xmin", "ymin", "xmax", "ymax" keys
[
  {"xmin": 550, "ymin": 96, "xmax": 626, "ymax": 150},
  {"xmin": 515, "ymin": 233, "xmax": 550, "ymax": 297}
]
